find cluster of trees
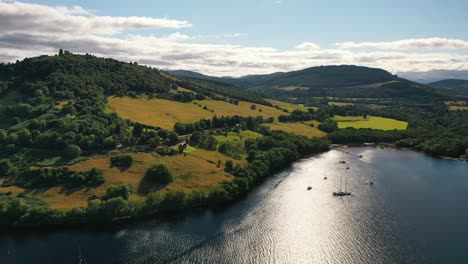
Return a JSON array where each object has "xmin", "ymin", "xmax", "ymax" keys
[
  {"xmin": 174, "ymin": 115, "xmax": 273, "ymax": 135},
  {"xmin": 218, "ymin": 142, "xmax": 244, "ymax": 160},
  {"xmin": 144, "ymin": 164, "xmax": 173, "ymax": 184},
  {"xmin": 189, "ymin": 131, "xmax": 217, "ymax": 151},
  {"xmin": 9, "ymin": 168, "xmax": 104, "ymax": 188},
  {"xmin": 326, "ymin": 106, "xmax": 468, "ymax": 158},
  {"xmin": 110, "ymin": 155, "xmax": 133, "ymax": 168}
]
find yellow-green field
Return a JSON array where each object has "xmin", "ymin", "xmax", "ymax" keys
[
  {"xmin": 107, "ymin": 96, "xmax": 214, "ymax": 129},
  {"xmin": 302, "ymin": 120, "xmax": 322, "ymax": 127},
  {"xmin": 328, "ymin": 102, "xmax": 354, "ymax": 106},
  {"xmin": 273, "ymin": 86, "xmax": 309, "ymax": 91},
  {"xmin": 214, "ymin": 130, "xmax": 262, "ymax": 144},
  {"xmin": 266, "ymin": 122, "xmax": 327, "ymax": 138},
  {"xmin": 54, "ymin": 100, "xmax": 75, "ymax": 109},
  {"xmin": 449, "ymin": 106, "xmax": 468, "ymax": 111},
  {"xmin": 266, "ymin": 99, "xmax": 316, "ymax": 112},
  {"xmin": 193, "ymin": 99, "xmax": 285, "ymax": 119},
  {"xmin": 0, "ymin": 151, "xmax": 235, "ymax": 209},
  {"xmin": 333, "ymin": 115, "xmax": 408, "ymax": 130},
  {"xmin": 107, "ymin": 96, "xmax": 286, "ymax": 129}
]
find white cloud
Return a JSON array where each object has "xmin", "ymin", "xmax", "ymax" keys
[
  {"xmin": 0, "ymin": 1, "xmax": 191, "ymax": 36},
  {"xmin": 295, "ymin": 42, "xmax": 321, "ymax": 50},
  {"xmin": 0, "ymin": 1, "xmax": 467, "ymax": 77},
  {"xmin": 337, "ymin": 38, "xmax": 468, "ymax": 50}
]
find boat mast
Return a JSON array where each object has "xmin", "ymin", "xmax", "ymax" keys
[
  {"xmin": 344, "ymin": 173, "xmax": 348, "ymax": 192},
  {"xmin": 339, "ymin": 173, "xmax": 343, "ymax": 192}
]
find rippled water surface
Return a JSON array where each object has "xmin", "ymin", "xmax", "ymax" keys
[{"xmin": 1, "ymin": 147, "xmax": 468, "ymax": 264}]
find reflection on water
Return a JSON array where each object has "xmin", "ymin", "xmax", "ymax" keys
[{"xmin": 1, "ymin": 147, "xmax": 467, "ymax": 264}]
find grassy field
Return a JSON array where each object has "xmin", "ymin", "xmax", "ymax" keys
[
  {"xmin": 328, "ymin": 102, "xmax": 354, "ymax": 106},
  {"xmin": 266, "ymin": 122, "xmax": 327, "ymax": 138},
  {"xmin": 265, "ymin": 98, "xmax": 316, "ymax": 112},
  {"xmin": 193, "ymin": 99, "xmax": 285, "ymax": 119},
  {"xmin": 273, "ymin": 86, "xmax": 309, "ymax": 91},
  {"xmin": 303, "ymin": 120, "xmax": 322, "ymax": 127},
  {"xmin": 0, "ymin": 151, "xmax": 236, "ymax": 209},
  {"xmin": 107, "ymin": 96, "xmax": 214, "ymax": 129},
  {"xmin": 449, "ymin": 106, "xmax": 468, "ymax": 111},
  {"xmin": 107, "ymin": 96, "xmax": 286, "ymax": 129},
  {"xmin": 214, "ymin": 130, "xmax": 262, "ymax": 144},
  {"xmin": 333, "ymin": 115, "xmax": 408, "ymax": 130}
]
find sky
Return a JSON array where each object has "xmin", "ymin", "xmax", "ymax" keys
[{"xmin": 1, "ymin": 0, "xmax": 468, "ymax": 80}]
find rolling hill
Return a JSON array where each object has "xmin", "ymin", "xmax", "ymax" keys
[
  {"xmin": 169, "ymin": 65, "xmax": 443, "ymax": 102},
  {"xmin": 428, "ymin": 79, "xmax": 468, "ymax": 96}
]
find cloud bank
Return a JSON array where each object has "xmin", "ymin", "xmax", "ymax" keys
[{"xmin": 0, "ymin": 1, "xmax": 467, "ymax": 78}]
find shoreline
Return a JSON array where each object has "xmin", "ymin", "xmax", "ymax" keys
[{"xmin": 330, "ymin": 143, "xmax": 468, "ymax": 162}]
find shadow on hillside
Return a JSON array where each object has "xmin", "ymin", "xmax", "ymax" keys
[
  {"xmin": 22, "ymin": 185, "xmax": 95, "ymax": 197},
  {"xmin": 137, "ymin": 176, "xmax": 165, "ymax": 195}
]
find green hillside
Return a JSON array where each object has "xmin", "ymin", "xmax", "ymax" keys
[{"xmin": 168, "ymin": 65, "xmax": 443, "ymax": 101}]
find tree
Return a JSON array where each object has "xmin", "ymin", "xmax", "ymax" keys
[
  {"xmin": 250, "ymin": 104, "xmax": 257, "ymax": 110},
  {"xmin": 110, "ymin": 155, "xmax": 133, "ymax": 168},
  {"xmin": 103, "ymin": 184, "xmax": 132, "ymax": 200},
  {"xmin": 0, "ymin": 159, "xmax": 12, "ymax": 176},
  {"xmin": 145, "ymin": 164, "xmax": 173, "ymax": 184},
  {"xmin": 132, "ymin": 123, "xmax": 144, "ymax": 139},
  {"xmin": 168, "ymin": 132, "xmax": 179, "ymax": 145},
  {"xmin": 63, "ymin": 144, "xmax": 81, "ymax": 158},
  {"xmin": 224, "ymin": 160, "xmax": 233, "ymax": 172}
]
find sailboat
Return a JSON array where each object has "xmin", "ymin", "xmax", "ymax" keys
[{"xmin": 333, "ymin": 171, "xmax": 351, "ymax": 196}]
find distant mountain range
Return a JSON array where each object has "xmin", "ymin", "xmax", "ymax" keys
[
  {"xmin": 428, "ymin": 79, "xmax": 468, "ymax": 96},
  {"xmin": 398, "ymin": 70, "xmax": 468, "ymax": 84},
  {"xmin": 429, "ymin": 79, "xmax": 468, "ymax": 90},
  {"xmin": 168, "ymin": 65, "xmax": 446, "ymax": 101},
  {"xmin": 169, "ymin": 65, "xmax": 397, "ymax": 89}
]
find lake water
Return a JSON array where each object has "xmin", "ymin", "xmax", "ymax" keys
[{"xmin": 1, "ymin": 147, "xmax": 467, "ymax": 264}]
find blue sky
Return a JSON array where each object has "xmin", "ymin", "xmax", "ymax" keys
[
  {"xmin": 20, "ymin": 0, "xmax": 468, "ymax": 49},
  {"xmin": 1, "ymin": 0, "xmax": 468, "ymax": 79}
]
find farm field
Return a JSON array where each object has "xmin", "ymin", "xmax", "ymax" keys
[
  {"xmin": 333, "ymin": 115, "xmax": 408, "ymax": 130},
  {"xmin": 328, "ymin": 102, "xmax": 354, "ymax": 106},
  {"xmin": 214, "ymin": 130, "xmax": 262, "ymax": 144},
  {"xmin": 107, "ymin": 96, "xmax": 214, "ymax": 129},
  {"xmin": 192, "ymin": 99, "xmax": 285, "ymax": 119},
  {"xmin": 0, "ymin": 151, "xmax": 235, "ymax": 209},
  {"xmin": 266, "ymin": 98, "xmax": 316, "ymax": 111},
  {"xmin": 273, "ymin": 86, "xmax": 309, "ymax": 91},
  {"xmin": 107, "ymin": 96, "xmax": 287, "ymax": 130},
  {"xmin": 266, "ymin": 122, "xmax": 327, "ymax": 138},
  {"xmin": 449, "ymin": 106, "xmax": 468, "ymax": 111}
]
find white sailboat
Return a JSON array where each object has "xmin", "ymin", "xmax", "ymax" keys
[{"xmin": 333, "ymin": 171, "xmax": 351, "ymax": 196}]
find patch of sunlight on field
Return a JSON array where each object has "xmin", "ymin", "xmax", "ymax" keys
[
  {"xmin": 266, "ymin": 98, "xmax": 316, "ymax": 111},
  {"xmin": 334, "ymin": 115, "xmax": 408, "ymax": 130},
  {"xmin": 54, "ymin": 100, "xmax": 75, "ymax": 110},
  {"xmin": 18, "ymin": 151, "xmax": 236, "ymax": 209},
  {"xmin": 193, "ymin": 99, "xmax": 286, "ymax": 119},
  {"xmin": 107, "ymin": 97, "xmax": 287, "ymax": 129},
  {"xmin": 214, "ymin": 130, "xmax": 262, "ymax": 144},
  {"xmin": 266, "ymin": 122, "xmax": 327, "ymax": 138},
  {"xmin": 0, "ymin": 179, "xmax": 25, "ymax": 196},
  {"xmin": 328, "ymin": 102, "xmax": 354, "ymax": 106},
  {"xmin": 449, "ymin": 106, "xmax": 468, "ymax": 111},
  {"xmin": 273, "ymin": 86, "xmax": 309, "ymax": 91},
  {"xmin": 107, "ymin": 96, "xmax": 214, "ymax": 129},
  {"xmin": 303, "ymin": 120, "xmax": 322, "ymax": 127}
]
